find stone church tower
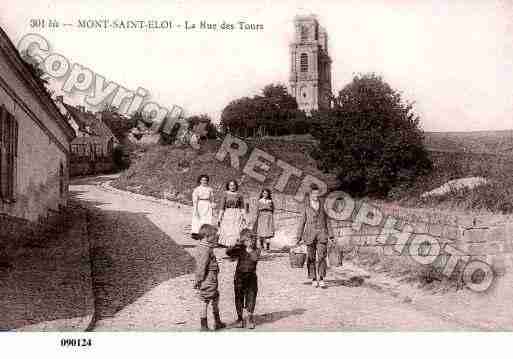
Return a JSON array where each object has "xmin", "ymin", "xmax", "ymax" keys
[{"xmin": 289, "ymin": 15, "xmax": 332, "ymax": 113}]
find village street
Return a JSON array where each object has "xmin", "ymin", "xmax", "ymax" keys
[{"xmin": 66, "ymin": 174, "xmax": 479, "ymax": 331}]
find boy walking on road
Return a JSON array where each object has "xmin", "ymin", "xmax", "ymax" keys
[{"xmin": 226, "ymin": 229, "xmax": 260, "ymax": 329}]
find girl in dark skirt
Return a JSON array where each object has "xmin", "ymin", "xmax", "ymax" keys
[
  {"xmin": 253, "ymin": 188, "xmax": 275, "ymax": 251},
  {"xmin": 226, "ymin": 228, "xmax": 260, "ymax": 329}
]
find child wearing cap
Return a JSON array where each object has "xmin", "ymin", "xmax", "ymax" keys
[{"xmin": 193, "ymin": 224, "xmax": 226, "ymax": 331}]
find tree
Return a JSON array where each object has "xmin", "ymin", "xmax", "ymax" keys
[
  {"xmin": 220, "ymin": 83, "xmax": 304, "ymax": 138},
  {"xmin": 311, "ymin": 73, "xmax": 432, "ymax": 197},
  {"xmin": 158, "ymin": 113, "xmax": 218, "ymax": 146},
  {"xmin": 186, "ymin": 114, "xmax": 218, "ymax": 140},
  {"xmin": 100, "ymin": 105, "xmax": 137, "ymax": 144},
  {"xmin": 220, "ymin": 97, "xmax": 256, "ymax": 137},
  {"xmin": 262, "ymin": 84, "xmax": 297, "ymax": 110}
]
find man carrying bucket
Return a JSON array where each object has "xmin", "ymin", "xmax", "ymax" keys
[{"xmin": 295, "ymin": 184, "xmax": 334, "ymax": 288}]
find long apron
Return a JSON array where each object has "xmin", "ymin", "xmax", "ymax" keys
[
  {"xmin": 191, "ymin": 199, "xmax": 213, "ymax": 234},
  {"xmin": 218, "ymin": 208, "xmax": 244, "ymax": 247}
]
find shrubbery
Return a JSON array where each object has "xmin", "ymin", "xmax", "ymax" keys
[
  {"xmin": 220, "ymin": 84, "xmax": 311, "ymax": 137},
  {"xmin": 310, "ymin": 73, "xmax": 432, "ymax": 197}
]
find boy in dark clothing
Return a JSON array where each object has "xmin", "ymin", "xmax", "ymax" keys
[{"xmin": 226, "ymin": 228, "xmax": 260, "ymax": 329}]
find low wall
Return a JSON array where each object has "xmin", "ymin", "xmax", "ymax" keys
[
  {"xmin": 252, "ymin": 194, "xmax": 513, "ymax": 278},
  {"xmin": 70, "ymin": 159, "xmax": 114, "ymax": 177}
]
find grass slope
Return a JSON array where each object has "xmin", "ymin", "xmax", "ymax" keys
[
  {"xmin": 392, "ymin": 138, "xmax": 513, "ymax": 213},
  {"xmin": 113, "ymin": 130, "xmax": 513, "ymax": 214},
  {"xmin": 424, "ymin": 130, "xmax": 513, "ymax": 155},
  {"xmin": 112, "ymin": 138, "xmax": 336, "ymax": 205}
]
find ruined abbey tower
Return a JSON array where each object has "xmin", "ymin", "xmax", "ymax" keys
[{"xmin": 289, "ymin": 15, "xmax": 332, "ymax": 113}]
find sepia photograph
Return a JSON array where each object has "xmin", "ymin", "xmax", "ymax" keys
[{"xmin": 1, "ymin": 0, "xmax": 513, "ymax": 356}]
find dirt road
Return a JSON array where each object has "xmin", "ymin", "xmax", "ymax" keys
[{"xmin": 71, "ymin": 175, "xmax": 470, "ymax": 331}]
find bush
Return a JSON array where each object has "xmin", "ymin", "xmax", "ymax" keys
[
  {"xmin": 220, "ymin": 83, "xmax": 306, "ymax": 138},
  {"xmin": 112, "ymin": 145, "xmax": 131, "ymax": 170},
  {"xmin": 311, "ymin": 73, "xmax": 432, "ymax": 197},
  {"xmin": 186, "ymin": 114, "xmax": 218, "ymax": 140}
]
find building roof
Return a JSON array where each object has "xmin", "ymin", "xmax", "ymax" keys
[
  {"xmin": 62, "ymin": 103, "xmax": 117, "ymax": 141},
  {"xmin": 0, "ymin": 26, "xmax": 75, "ymax": 141}
]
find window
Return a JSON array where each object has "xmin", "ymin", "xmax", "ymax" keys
[
  {"xmin": 89, "ymin": 143, "xmax": 97, "ymax": 160},
  {"xmin": 299, "ymin": 86, "xmax": 307, "ymax": 100},
  {"xmin": 300, "ymin": 53, "xmax": 308, "ymax": 72},
  {"xmin": 107, "ymin": 138, "xmax": 114, "ymax": 155},
  {"xmin": 59, "ymin": 162, "xmax": 65, "ymax": 197},
  {"xmin": 300, "ymin": 25, "xmax": 309, "ymax": 42},
  {"xmin": 0, "ymin": 105, "xmax": 18, "ymax": 202}
]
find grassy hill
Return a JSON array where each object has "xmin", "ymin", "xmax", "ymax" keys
[
  {"xmin": 112, "ymin": 130, "xmax": 513, "ymax": 214},
  {"xmin": 112, "ymin": 138, "xmax": 336, "ymax": 205},
  {"xmin": 389, "ymin": 149, "xmax": 513, "ymax": 212},
  {"xmin": 385, "ymin": 130, "xmax": 513, "ymax": 212},
  {"xmin": 424, "ymin": 130, "xmax": 513, "ymax": 155}
]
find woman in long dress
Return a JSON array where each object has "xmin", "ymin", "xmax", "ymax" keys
[
  {"xmin": 191, "ymin": 174, "xmax": 214, "ymax": 240},
  {"xmin": 217, "ymin": 180, "xmax": 247, "ymax": 247},
  {"xmin": 253, "ymin": 188, "xmax": 275, "ymax": 251}
]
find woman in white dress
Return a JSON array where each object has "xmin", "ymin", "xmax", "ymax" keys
[
  {"xmin": 191, "ymin": 174, "xmax": 214, "ymax": 240},
  {"xmin": 217, "ymin": 180, "xmax": 248, "ymax": 247}
]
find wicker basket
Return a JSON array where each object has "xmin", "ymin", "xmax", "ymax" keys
[{"xmin": 289, "ymin": 252, "xmax": 306, "ymax": 268}]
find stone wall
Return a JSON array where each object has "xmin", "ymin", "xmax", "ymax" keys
[{"xmin": 253, "ymin": 194, "xmax": 513, "ymax": 277}]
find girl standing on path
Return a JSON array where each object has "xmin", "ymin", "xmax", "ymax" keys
[
  {"xmin": 218, "ymin": 180, "xmax": 248, "ymax": 247},
  {"xmin": 191, "ymin": 175, "xmax": 215, "ymax": 240},
  {"xmin": 253, "ymin": 188, "xmax": 275, "ymax": 251},
  {"xmin": 193, "ymin": 224, "xmax": 226, "ymax": 331}
]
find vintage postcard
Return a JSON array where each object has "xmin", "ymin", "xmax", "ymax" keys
[{"xmin": 0, "ymin": 0, "xmax": 512, "ymax": 356}]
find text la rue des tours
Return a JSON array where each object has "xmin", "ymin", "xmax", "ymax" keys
[{"xmin": 185, "ymin": 20, "xmax": 264, "ymax": 31}]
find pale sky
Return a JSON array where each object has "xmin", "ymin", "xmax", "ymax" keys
[{"xmin": 1, "ymin": 0, "xmax": 512, "ymax": 131}]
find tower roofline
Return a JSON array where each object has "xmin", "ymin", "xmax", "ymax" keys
[{"xmin": 294, "ymin": 14, "xmax": 318, "ymax": 22}]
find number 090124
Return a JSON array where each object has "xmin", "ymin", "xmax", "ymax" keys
[{"xmin": 60, "ymin": 338, "xmax": 92, "ymax": 347}]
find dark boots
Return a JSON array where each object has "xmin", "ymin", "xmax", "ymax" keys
[
  {"xmin": 213, "ymin": 310, "xmax": 226, "ymax": 330},
  {"xmin": 235, "ymin": 300, "xmax": 244, "ymax": 328},
  {"xmin": 246, "ymin": 314, "xmax": 255, "ymax": 329},
  {"xmin": 235, "ymin": 315, "xmax": 244, "ymax": 328},
  {"xmin": 200, "ymin": 317, "xmax": 209, "ymax": 331},
  {"xmin": 200, "ymin": 313, "xmax": 225, "ymax": 331}
]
